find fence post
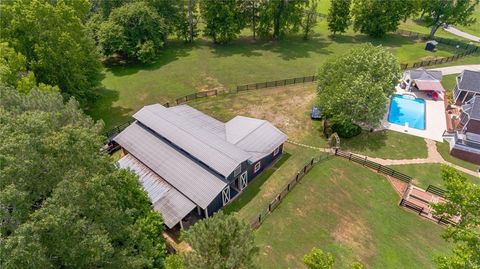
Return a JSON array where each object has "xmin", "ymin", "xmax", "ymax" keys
[
  {"xmin": 349, "ymin": 153, "xmax": 352, "ymax": 160},
  {"xmin": 363, "ymin": 156, "xmax": 367, "ymax": 166}
]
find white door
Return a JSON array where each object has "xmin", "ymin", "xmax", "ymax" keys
[{"xmin": 240, "ymin": 171, "xmax": 248, "ymax": 190}]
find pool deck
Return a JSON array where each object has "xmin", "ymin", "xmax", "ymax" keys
[{"xmin": 381, "ymin": 88, "xmax": 447, "ymax": 142}]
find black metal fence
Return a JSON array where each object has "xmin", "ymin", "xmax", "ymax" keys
[
  {"xmin": 105, "ymin": 119, "xmax": 135, "ymax": 141},
  {"xmin": 396, "ymin": 29, "xmax": 480, "ymax": 70},
  {"xmin": 237, "ymin": 75, "xmax": 317, "ymax": 92},
  {"xmin": 334, "ymin": 149, "xmax": 412, "ymax": 183},
  {"xmin": 250, "ymin": 154, "xmax": 330, "ymax": 230},
  {"xmin": 426, "ymin": 184, "xmax": 446, "ymax": 197}
]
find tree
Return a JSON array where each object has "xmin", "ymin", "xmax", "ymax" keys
[
  {"xmin": 327, "ymin": 0, "xmax": 352, "ymax": 36},
  {"xmin": 175, "ymin": 0, "xmax": 199, "ymax": 43},
  {"xmin": 0, "ymin": 86, "xmax": 166, "ymax": 268},
  {"xmin": 0, "ymin": 0, "xmax": 102, "ymax": 106},
  {"xmin": 98, "ymin": 1, "xmax": 167, "ymax": 63},
  {"xmin": 257, "ymin": 0, "xmax": 308, "ymax": 39},
  {"xmin": 351, "ymin": 0, "xmax": 417, "ymax": 37},
  {"xmin": 316, "ymin": 44, "xmax": 401, "ymax": 128},
  {"xmin": 181, "ymin": 212, "xmax": 258, "ymax": 269},
  {"xmin": 302, "ymin": 0, "xmax": 320, "ymax": 40},
  {"xmin": 421, "ymin": 0, "xmax": 479, "ymax": 38},
  {"xmin": 239, "ymin": 0, "xmax": 261, "ymax": 40},
  {"xmin": 165, "ymin": 254, "xmax": 185, "ymax": 269},
  {"xmin": 199, "ymin": 0, "xmax": 246, "ymax": 44},
  {"xmin": 302, "ymin": 247, "xmax": 334, "ymax": 269},
  {"xmin": 432, "ymin": 166, "xmax": 480, "ymax": 269}
]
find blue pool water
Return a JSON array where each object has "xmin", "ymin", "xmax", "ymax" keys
[{"xmin": 388, "ymin": 95, "xmax": 426, "ymax": 130}]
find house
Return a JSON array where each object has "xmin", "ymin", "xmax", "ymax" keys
[
  {"xmin": 453, "ymin": 70, "xmax": 480, "ymax": 105},
  {"xmin": 449, "ymin": 96, "xmax": 480, "ymax": 164},
  {"xmin": 444, "ymin": 69, "xmax": 480, "ymax": 165},
  {"xmin": 113, "ymin": 104, "xmax": 288, "ymax": 229}
]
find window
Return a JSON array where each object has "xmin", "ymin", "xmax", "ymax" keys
[
  {"xmin": 273, "ymin": 147, "xmax": 280, "ymax": 156},
  {"xmin": 254, "ymin": 161, "xmax": 261, "ymax": 173},
  {"xmin": 233, "ymin": 165, "xmax": 241, "ymax": 177}
]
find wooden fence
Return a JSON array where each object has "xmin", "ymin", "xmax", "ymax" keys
[
  {"xmin": 250, "ymin": 154, "xmax": 330, "ymax": 230},
  {"xmin": 334, "ymin": 149, "xmax": 412, "ymax": 183}
]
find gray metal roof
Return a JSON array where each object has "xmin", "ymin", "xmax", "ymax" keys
[
  {"xmin": 133, "ymin": 104, "xmax": 250, "ymax": 177},
  {"xmin": 118, "ymin": 154, "xmax": 196, "ymax": 228},
  {"xmin": 226, "ymin": 116, "xmax": 288, "ymax": 163},
  {"xmin": 463, "ymin": 96, "xmax": 480, "ymax": 120},
  {"xmin": 168, "ymin": 105, "xmax": 226, "ymax": 139},
  {"xmin": 409, "ymin": 68, "xmax": 442, "ymax": 81},
  {"xmin": 458, "ymin": 70, "xmax": 480, "ymax": 93},
  {"xmin": 114, "ymin": 122, "xmax": 227, "ymax": 209}
]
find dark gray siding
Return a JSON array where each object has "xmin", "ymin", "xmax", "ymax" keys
[{"xmin": 247, "ymin": 144, "xmax": 284, "ymax": 182}]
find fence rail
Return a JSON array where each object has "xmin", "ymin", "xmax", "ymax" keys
[
  {"xmin": 250, "ymin": 155, "xmax": 330, "ymax": 230},
  {"xmin": 426, "ymin": 184, "xmax": 446, "ymax": 197},
  {"xmin": 237, "ymin": 75, "xmax": 317, "ymax": 92},
  {"xmin": 334, "ymin": 150, "xmax": 412, "ymax": 183},
  {"xmin": 105, "ymin": 119, "xmax": 135, "ymax": 141}
]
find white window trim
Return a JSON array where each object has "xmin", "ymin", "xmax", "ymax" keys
[
  {"xmin": 254, "ymin": 161, "xmax": 261, "ymax": 173},
  {"xmin": 273, "ymin": 147, "xmax": 280, "ymax": 156}
]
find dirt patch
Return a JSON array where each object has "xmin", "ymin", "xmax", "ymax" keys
[
  {"xmin": 332, "ymin": 217, "xmax": 376, "ymax": 264},
  {"xmin": 196, "ymin": 76, "xmax": 227, "ymax": 92}
]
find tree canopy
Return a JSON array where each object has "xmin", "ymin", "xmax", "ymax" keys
[
  {"xmin": 257, "ymin": 0, "xmax": 308, "ymax": 39},
  {"xmin": 200, "ymin": 0, "xmax": 246, "ymax": 44},
  {"xmin": 316, "ymin": 44, "xmax": 401, "ymax": 128},
  {"xmin": 327, "ymin": 0, "xmax": 352, "ymax": 36},
  {"xmin": 181, "ymin": 212, "xmax": 258, "ymax": 269},
  {"xmin": 0, "ymin": 0, "xmax": 102, "ymax": 106},
  {"xmin": 0, "ymin": 86, "xmax": 166, "ymax": 268},
  {"xmin": 433, "ymin": 166, "xmax": 480, "ymax": 269},
  {"xmin": 421, "ymin": 0, "xmax": 479, "ymax": 37},
  {"xmin": 302, "ymin": 248, "xmax": 335, "ymax": 269},
  {"xmin": 352, "ymin": 0, "xmax": 417, "ymax": 37},
  {"xmin": 98, "ymin": 1, "xmax": 167, "ymax": 63}
]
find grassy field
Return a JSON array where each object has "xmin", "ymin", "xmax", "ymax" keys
[
  {"xmin": 87, "ymin": 0, "xmax": 474, "ymax": 130},
  {"xmin": 455, "ymin": 5, "xmax": 480, "ymax": 37},
  {"xmin": 254, "ymin": 158, "xmax": 450, "ymax": 269},
  {"xmin": 388, "ymin": 163, "xmax": 479, "ymax": 189}
]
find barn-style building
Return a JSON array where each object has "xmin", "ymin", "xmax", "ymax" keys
[{"xmin": 114, "ymin": 104, "xmax": 287, "ymax": 229}]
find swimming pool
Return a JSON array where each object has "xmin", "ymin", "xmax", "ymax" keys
[{"xmin": 388, "ymin": 94, "xmax": 426, "ymax": 130}]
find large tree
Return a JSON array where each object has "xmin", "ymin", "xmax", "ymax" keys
[
  {"xmin": 199, "ymin": 0, "xmax": 246, "ymax": 44},
  {"xmin": 175, "ymin": 0, "xmax": 199, "ymax": 43},
  {"xmin": 432, "ymin": 166, "xmax": 480, "ymax": 269},
  {"xmin": 98, "ymin": 1, "xmax": 167, "ymax": 63},
  {"xmin": 302, "ymin": 0, "xmax": 320, "ymax": 40},
  {"xmin": 257, "ymin": 0, "xmax": 308, "ymax": 39},
  {"xmin": 181, "ymin": 212, "xmax": 258, "ymax": 269},
  {"xmin": 421, "ymin": 0, "xmax": 479, "ymax": 38},
  {"xmin": 327, "ymin": 0, "xmax": 352, "ymax": 36},
  {"xmin": 351, "ymin": 0, "xmax": 417, "ymax": 37},
  {"xmin": 0, "ymin": 86, "xmax": 166, "ymax": 268},
  {"xmin": 0, "ymin": 0, "xmax": 102, "ymax": 106},
  {"xmin": 316, "ymin": 44, "xmax": 401, "ymax": 128}
]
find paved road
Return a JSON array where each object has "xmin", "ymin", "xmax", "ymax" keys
[
  {"xmin": 429, "ymin": 64, "xmax": 480, "ymax": 75},
  {"xmin": 444, "ymin": 26, "xmax": 480, "ymax": 42}
]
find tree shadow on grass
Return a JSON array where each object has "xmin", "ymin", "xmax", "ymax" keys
[
  {"xmin": 331, "ymin": 32, "xmax": 417, "ymax": 48},
  {"xmin": 210, "ymin": 35, "xmax": 333, "ymax": 60},
  {"xmin": 341, "ymin": 130, "xmax": 388, "ymax": 153},
  {"xmin": 86, "ymin": 87, "xmax": 133, "ymax": 131},
  {"xmin": 223, "ymin": 152, "xmax": 292, "ymax": 215},
  {"xmin": 103, "ymin": 40, "xmax": 194, "ymax": 77}
]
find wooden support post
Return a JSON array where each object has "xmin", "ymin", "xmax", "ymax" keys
[
  {"xmin": 204, "ymin": 207, "xmax": 209, "ymax": 218},
  {"xmin": 179, "ymin": 220, "xmax": 184, "ymax": 230}
]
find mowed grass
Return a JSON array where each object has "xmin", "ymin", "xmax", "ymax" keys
[
  {"xmin": 388, "ymin": 163, "xmax": 480, "ymax": 189},
  {"xmin": 455, "ymin": 5, "xmax": 480, "ymax": 37},
  {"xmin": 255, "ymin": 158, "xmax": 449, "ymax": 269},
  {"xmin": 341, "ymin": 130, "xmax": 428, "ymax": 159}
]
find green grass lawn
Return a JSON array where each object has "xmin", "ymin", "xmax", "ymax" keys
[
  {"xmin": 254, "ymin": 158, "xmax": 449, "ymax": 269},
  {"xmin": 341, "ymin": 130, "xmax": 428, "ymax": 159},
  {"xmin": 388, "ymin": 163, "xmax": 479, "ymax": 189},
  {"xmin": 436, "ymin": 142, "xmax": 480, "ymax": 171},
  {"xmin": 455, "ymin": 5, "xmax": 480, "ymax": 37}
]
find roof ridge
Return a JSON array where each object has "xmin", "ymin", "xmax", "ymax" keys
[
  {"xmin": 233, "ymin": 119, "xmax": 269, "ymax": 145},
  {"xmin": 145, "ymin": 106, "xmax": 244, "ymax": 163}
]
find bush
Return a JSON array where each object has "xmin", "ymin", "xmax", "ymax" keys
[{"xmin": 330, "ymin": 120, "xmax": 361, "ymax": 138}]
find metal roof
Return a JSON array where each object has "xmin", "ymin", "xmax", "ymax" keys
[
  {"xmin": 415, "ymin": 80, "xmax": 445, "ymax": 92},
  {"xmin": 118, "ymin": 154, "xmax": 196, "ymax": 228},
  {"xmin": 168, "ymin": 105, "xmax": 226, "ymax": 139},
  {"xmin": 409, "ymin": 68, "xmax": 442, "ymax": 81},
  {"xmin": 114, "ymin": 122, "xmax": 227, "ymax": 209},
  {"xmin": 458, "ymin": 70, "xmax": 480, "ymax": 93},
  {"xmin": 463, "ymin": 96, "xmax": 480, "ymax": 120},
  {"xmin": 226, "ymin": 116, "xmax": 288, "ymax": 163},
  {"xmin": 133, "ymin": 104, "xmax": 251, "ymax": 177}
]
